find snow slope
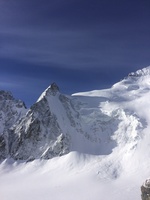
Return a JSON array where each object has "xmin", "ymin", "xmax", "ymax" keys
[{"xmin": 1, "ymin": 67, "xmax": 150, "ymax": 199}]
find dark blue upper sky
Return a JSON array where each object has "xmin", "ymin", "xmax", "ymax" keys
[{"xmin": 0, "ymin": 0, "xmax": 150, "ymax": 107}]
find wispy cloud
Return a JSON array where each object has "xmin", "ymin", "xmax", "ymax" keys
[
  {"xmin": 0, "ymin": 81, "xmax": 19, "ymax": 89},
  {"xmin": 1, "ymin": 28, "xmax": 150, "ymax": 72},
  {"xmin": 0, "ymin": 0, "xmax": 150, "ymax": 71},
  {"xmin": 0, "ymin": 28, "xmax": 103, "ymax": 69}
]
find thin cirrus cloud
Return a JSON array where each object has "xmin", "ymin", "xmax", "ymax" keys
[
  {"xmin": 0, "ymin": 28, "xmax": 109, "ymax": 69},
  {"xmin": 0, "ymin": 0, "xmax": 149, "ymax": 70},
  {"xmin": 0, "ymin": 0, "xmax": 150, "ymax": 71},
  {"xmin": 0, "ymin": 27, "xmax": 149, "ymax": 72}
]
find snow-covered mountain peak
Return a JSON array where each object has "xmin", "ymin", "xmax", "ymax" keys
[
  {"xmin": 48, "ymin": 82, "xmax": 59, "ymax": 92},
  {"xmin": 0, "ymin": 90, "xmax": 14, "ymax": 101},
  {"xmin": 110, "ymin": 66, "xmax": 150, "ymax": 94},
  {"xmin": 128, "ymin": 66, "xmax": 150, "ymax": 77},
  {"xmin": 37, "ymin": 82, "xmax": 60, "ymax": 102},
  {"xmin": 0, "ymin": 90, "xmax": 27, "ymax": 110}
]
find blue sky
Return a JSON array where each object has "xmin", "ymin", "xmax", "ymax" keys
[{"xmin": 0, "ymin": 0, "xmax": 150, "ymax": 107}]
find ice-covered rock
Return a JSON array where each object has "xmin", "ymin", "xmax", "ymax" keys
[
  {"xmin": 9, "ymin": 83, "xmax": 70, "ymax": 160},
  {"xmin": 0, "ymin": 91, "xmax": 27, "ymax": 159},
  {"xmin": 129, "ymin": 66, "xmax": 150, "ymax": 77}
]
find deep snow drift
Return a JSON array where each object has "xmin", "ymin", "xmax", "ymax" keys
[{"xmin": 1, "ymin": 67, "xmax": 150, "ymax": 200}]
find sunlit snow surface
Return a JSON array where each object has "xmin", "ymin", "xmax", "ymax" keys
[{"xmin": 1, "ymin": 67, "xmax": 150, "ymax": 200}]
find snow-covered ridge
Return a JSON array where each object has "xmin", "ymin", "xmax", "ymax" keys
[
  {"xmin": 37, "ymin": 82, "xmax": 59, "ymax": 102},
  {"xmin": 128, "ymin": 66, "xmax": 150, "ymax": 77},
  {"xmin": 1, "ymin": 66, "xmax": 150, "ymax": 200},
  {"xmin": 1, "ymin": 67, "xmax": 150, "ymax": 161}
]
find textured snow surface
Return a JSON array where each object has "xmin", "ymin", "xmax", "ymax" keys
[{"xmin": 1, "ymin": 67, "xmax": 150, "ymax": 199}]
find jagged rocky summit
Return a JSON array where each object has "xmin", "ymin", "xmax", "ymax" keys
[
  {"xmin": 10, "ymin": 82, "xmax": 72, "ymax": 160},
  {"xmin": 0, "ymin": 83, "xmax": 84, "ymax": 160},
  {"xmin": 0, "ymin": 82, "xmax": 114, "ymax": 160}
]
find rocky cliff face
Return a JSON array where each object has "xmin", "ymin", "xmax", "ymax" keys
[
  {"xmin": 7, "ymin": 83, "xmax": 86, "ymax": 160},
  {"xmin": 9, "ymin": 83, "xmax": 69, "ymax": 160},
  {"xmin": 0, "ymin": 91, "xmax": 26, "ymax": 159}
]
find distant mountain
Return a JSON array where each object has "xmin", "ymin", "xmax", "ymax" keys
[{"xmin": 0, "ymin": 67, "xmax": 150, "ymax": 161}]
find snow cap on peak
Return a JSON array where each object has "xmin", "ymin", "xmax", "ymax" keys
[
  {"xmin": 128, "ymin": 66, "xmax": 150, "ymax": 77},
  {"xmin": 49, "ymin": 82, "xmax": 59, "ymax": 92},
  {"xmin": 45, "ymin": 82, "xmax": 60, "ymax": 95},
  {"xmin": 37, "ymin": 82, "xmax": 60, "ymax": 102}
]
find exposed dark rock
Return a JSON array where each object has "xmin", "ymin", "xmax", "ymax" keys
[{"xmin": 141, "ymin": 179, "xmax": 150, "ymax": 200}]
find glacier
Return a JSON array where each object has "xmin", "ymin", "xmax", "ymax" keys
[{"xmin": 1, "ymin": 67, "xmax": 150, "ymax": 200}]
